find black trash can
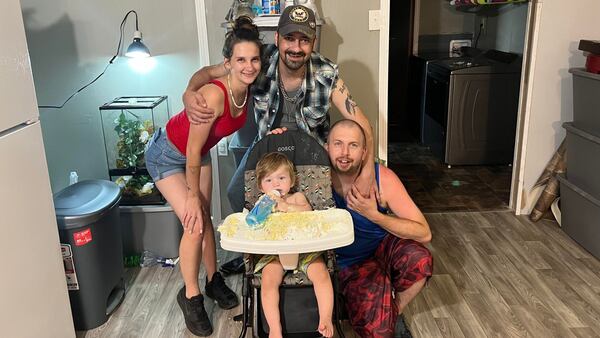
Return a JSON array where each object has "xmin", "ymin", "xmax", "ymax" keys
[{"xmin": 54, "ymin": 180, "xmax": 125, "ymax": 330}]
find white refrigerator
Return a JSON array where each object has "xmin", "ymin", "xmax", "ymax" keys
[{"xmin": 0, "ymin": 0, "xmax": 75, "ymax": 336}]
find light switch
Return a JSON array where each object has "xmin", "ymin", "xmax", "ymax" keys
[{"xmin": 369, "ymin": 10, "xmax": 381, "ymax": 31}]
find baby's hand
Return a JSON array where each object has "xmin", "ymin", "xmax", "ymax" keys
[
  {"xmin": 274, "ymin": 199, "xmax": 289, "ymax": 212},
  {"xmin": 267, "ymin": 193, "xmax": 288, "ymax": 212}
]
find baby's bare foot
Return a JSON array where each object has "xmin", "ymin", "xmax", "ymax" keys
[{"xmin": 318, "ymin": 320, "xmax": 334, "ymax": 338}]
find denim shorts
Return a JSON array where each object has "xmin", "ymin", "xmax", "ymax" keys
[{"xmin": 144, "ymin": 128, "xmax": 211, "ymax": 182}]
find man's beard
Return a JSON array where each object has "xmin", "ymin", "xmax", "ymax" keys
[
  {"xmin": 332, "ymin": 157, "xmax": 362, "ymax": 176},
  {"xmin": 281, "ymin": 51, "xmax": 308, "ymax": 71}
]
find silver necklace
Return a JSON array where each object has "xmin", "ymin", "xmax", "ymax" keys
[
  {"xmin": 227, "ymin": 73, "xmax": 248, "ymax": 109},
  {"xmin": 279, "ymin": 76, "xmax": 302, "ymax": 103}
]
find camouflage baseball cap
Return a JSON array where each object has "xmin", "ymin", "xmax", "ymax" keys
[{"xmin": 278, "ymin": 5, "xmax": 316, "ymax": 39}]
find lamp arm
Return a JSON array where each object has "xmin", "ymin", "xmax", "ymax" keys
[{"xmin": 115, "ymin": 10, "xmax": 140, "ymax": 62}]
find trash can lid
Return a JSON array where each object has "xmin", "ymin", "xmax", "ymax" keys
[{"xmin": 54, "ymin": 180, "xmax": 121, "ymax": 229}]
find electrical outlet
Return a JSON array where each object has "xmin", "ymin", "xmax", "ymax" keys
[
  {"xmin": 369, "ymin": 10, "xmax": 381, "ymax": 31},
  {"xmin": 449, "ymin": 39, "xmax": 471, "ymax": 57},
  {"xmin": 217, "ymin": 138, "xmax": 228, "ymax": 156}
]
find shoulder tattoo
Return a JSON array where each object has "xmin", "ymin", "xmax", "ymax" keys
[
  {"xmin": 333, "ymin": 78, "xmax": 346, "ymax": 94},
  {"xmin": 345, "ymin": 93, "xmax": 358, "ymax": 115},
  {"xmin": 333, "ymin": 78, "xmax": 357, "ymax": 115}
]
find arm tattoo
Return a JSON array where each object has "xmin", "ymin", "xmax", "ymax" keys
[
  {"xmin": 333, "ymin": 78, "xmax": 346, "ymax": 94},
  {"xmin": 334, "ymin": 78, "xmax": 356, "ymax": 114},
  {"xmin": 345, "ymin": 94, "xmax": 358, "ymax": 115}
]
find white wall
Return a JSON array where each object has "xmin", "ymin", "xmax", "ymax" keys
[
  {"xmin": 517, "ymin": 0, "xmax": 599, "ymax": 212},
  {"xmin": 475, "ymin": 3, "xmax": 528, "ymax": 53},
  {"xmin": 21, "ymin": 0, "xmax": 201, "ymax": 193},
  {"xmin": 204, "ymin": 0, "xmax": 233, "ymax": 65},
  {"xmin": 319, "ymin": 0, "xmax": 381, "ymax": 143},
  {"xmin": 490, "ymin": 4, "xmax": 528, "ymax": 53}
]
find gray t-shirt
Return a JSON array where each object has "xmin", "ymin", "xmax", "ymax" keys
[{"xmin": 277, "ymin": 87, "xmax": 303, "ymax": 131}]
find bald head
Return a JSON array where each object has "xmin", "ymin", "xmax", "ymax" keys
[
  {"xmin": 326, "ymin": 119, "xmax": 367, "ymax": 175},
  {"xmin": 328, "ymin": 119, "xmax": 366, "ymax": 148}
]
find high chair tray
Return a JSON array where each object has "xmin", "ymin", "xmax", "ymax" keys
[{"xmin": 218, "ymin": 209, "xmax": 354, "ymax": 255}]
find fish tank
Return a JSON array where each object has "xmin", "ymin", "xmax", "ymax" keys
[{"xmin": 99, "ymin": 96, "xmax": 170, "ymax": 205}]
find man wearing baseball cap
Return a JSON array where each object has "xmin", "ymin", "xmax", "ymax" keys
[{"xmin": 278, "ymin": 5, "xmax": 317, "ymax": 39}]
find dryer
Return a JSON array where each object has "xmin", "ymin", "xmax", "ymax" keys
[{"xmin": 423, "ymin": 50, "xmax": 522, "ymax": 165}]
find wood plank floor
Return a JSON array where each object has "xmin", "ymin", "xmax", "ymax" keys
[{"xmin": 77, "ymin": 211, "xmax": 600, "ymax": 337}]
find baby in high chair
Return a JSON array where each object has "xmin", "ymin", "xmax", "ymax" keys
[{"xmin": 252, "ymin": 152, "xmax": 334, "ymax": 338}]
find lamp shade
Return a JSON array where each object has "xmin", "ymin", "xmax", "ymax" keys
[{"xmin": 125, "ymin": 30, "xmax": 150, "ymax": 58}]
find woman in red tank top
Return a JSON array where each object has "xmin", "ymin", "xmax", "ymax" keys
[{"xmin": 144, "ymin": 17, "xmax": 261, "ymax": 335}]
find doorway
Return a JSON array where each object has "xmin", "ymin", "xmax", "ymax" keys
[{"xmin": 384, "ymin": 0, "xmax": 529, "ymax": 213}]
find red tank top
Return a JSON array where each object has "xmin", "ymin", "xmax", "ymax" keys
[{"xmin": 165, "ymin": 80, "xmax": 247, "ymax": 156}]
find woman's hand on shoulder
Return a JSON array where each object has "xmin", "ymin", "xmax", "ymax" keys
[
  {"xmin": 195, "ymin": 83, "xmax": 225, "ymax": 121},
  {"xmin": 184, "ymin": 89, "xmax": 215, "ymax": 124}
]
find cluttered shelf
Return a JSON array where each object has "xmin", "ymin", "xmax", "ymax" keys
[
  {"xmin": 220, "ymin": 14, "xmax": 324, "ymax": 29},
  {"xmin": 222, "ymin": 0, "xmax": 322, "ymax": 28},
  {"xmin": 221, "ymin": 14, "xmax": 277, "ymax": 28}
]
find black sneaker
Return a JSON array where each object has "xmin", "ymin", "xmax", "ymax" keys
[
  {"xmin": 219, "ymin": 257, "xmax": 245, "ymax": 276},
  {"xmin": 176, "ymin": 286, "xmax": 213, "ymax": 336},
  {"xmin": 205, "ymin": 272, "xmax": 239, "ymax": 309},
  {"xmin": 394, "ymin": 314, "xmax": 413, "ymax": 338}
]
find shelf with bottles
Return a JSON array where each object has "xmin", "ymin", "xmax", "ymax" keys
[
  {"xmin": 99, "ymin": 96, "xmax": 170, "ymax": 205},
  {"xmin": 223, "ymin": 0, "xmax": 322, "ymax": 28}
]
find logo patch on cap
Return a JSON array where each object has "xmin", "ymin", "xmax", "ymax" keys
[{"xmin": 289, "ymin": 6, "xmax": 309, "ymax": 22}]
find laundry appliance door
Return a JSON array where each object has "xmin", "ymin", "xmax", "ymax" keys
[
  {"xmin": 445, "ymin": 72, "xmax": 520, "ymax": 165},
  {"xmin": 423, "ymin": 65, "xmax": 450, "ymax": 161}
]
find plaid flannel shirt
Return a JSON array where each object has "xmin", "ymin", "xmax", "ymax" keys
[{"xmin": 252, "ymin": 44, "xmax": 339, "ymax": 145}]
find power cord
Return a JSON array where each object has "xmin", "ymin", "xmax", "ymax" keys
[
  {"xmin": 38, "ymin": 10, "xmax": 141, "ymax": 109},
  {"xmin": 474, "ymin": 22, "xmax": 484, "ymax": 49}
]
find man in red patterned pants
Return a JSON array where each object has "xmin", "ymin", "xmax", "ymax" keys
[{"xmin": 328, "ymin": 120, "xmax": 433, "ymax": 337}]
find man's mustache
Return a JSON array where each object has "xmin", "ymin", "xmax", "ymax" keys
[{"xmin": 286, "ymin": 51, "xmax": 306, "ymax": 58}]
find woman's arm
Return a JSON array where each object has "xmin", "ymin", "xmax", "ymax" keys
[{"xmin": 182, "ymin": 84, "xmax": 224, "ymax": 233}]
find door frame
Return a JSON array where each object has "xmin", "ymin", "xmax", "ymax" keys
[
  {"xmin": 511, "ymin": 0, "xmax": 539, "ymax": 214},
  {"xmin": 378, "ymin": 0, "xmax": 390, "ymax": 164}
]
